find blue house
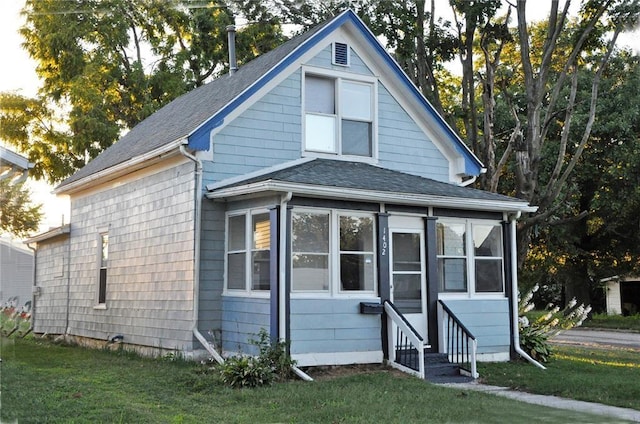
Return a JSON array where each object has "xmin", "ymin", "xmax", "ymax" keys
[{"xmin": 29, "ymin": 10, "xmax": 535, "ymax": 378}]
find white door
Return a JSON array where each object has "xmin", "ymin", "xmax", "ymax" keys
[{"xmin": 389, "ymin": 217, "xmax": 428, "ymax": 340}]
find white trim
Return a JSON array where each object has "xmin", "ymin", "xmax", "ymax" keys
[
  {"xmin": 476, "ymin": 351, "xmax": 510, "ymax": 362},
  {"xmin": 206, "ymin": 180, "xmax": 537, "ymax": 213},
  {"xmin": 292, "ymin": 350, "xmax": 383, "ymax": 367}
]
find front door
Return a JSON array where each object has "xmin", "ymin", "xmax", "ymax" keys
[{"xmin": 389, "ymin": 216, "xmax": 428, "ymax": 341}]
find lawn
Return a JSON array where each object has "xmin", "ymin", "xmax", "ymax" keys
[
  {"xmin": 582, "ymin": 313, "xmax": 640, "ymax": 331},
  {"xmin": 479, "ymin": 345, "xmax": 640, "ymax": 410},
  {"xmin": 0, "ymin": 337, "xmax": 617, "ymax": 423}
]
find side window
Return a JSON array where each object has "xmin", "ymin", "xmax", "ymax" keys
[
  {"xmin": 304, "ymin": 73, "xmax": 374, "ymax": 158},
  {"xmin": 98, "ymin": 232, "xmax": 108, "ymax": 305},
  {"xmin": 226, "ymin": 211, "xmax": 271, "ymax": 292}
]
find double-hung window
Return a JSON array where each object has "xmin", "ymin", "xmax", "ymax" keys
[
  {"xmin": 437, "ymin": 220, "xmax": 504, "ymax": 294},
  {"xmin": 291, "ymin": 209, "xmax": 376, "ymax": 295},
  {"xmin": 97, "ymin": 232, "xmax": 108, "ymax": 305},
  {"xmin": 226, "ymin": 211, "xmax": 271, "ymax": 292},
  {"xmin": 304, "ymin": 73, "xmax": 374, "ymax": 158}
]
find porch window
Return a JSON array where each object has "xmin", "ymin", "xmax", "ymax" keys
[
  {"xmin": 291, "ymin": 209, "xmax": 376, "ymax": 295},
  {"xmin": 226, "ymin": 211, "xmax": 271, "ymax": 292},
  {"xmin": 291, "ymin": 211, "xmax": 330, "ymax": 291},
  {"xmin": 437, "ymin": 220, "xmax": 504, "ymax": 294},
  {"xmin": 304, "ymin": 73, "xmax": 374, "ymax": 158},
  {"xmin": 339, "ymin": 215, "xmax": 374, "ymax": 291}
]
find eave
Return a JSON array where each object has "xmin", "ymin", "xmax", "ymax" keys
[
  {"xmin": 205, "ymin": 180, "xmax": 538, "ymax": 214},
  {"xmin": 54, "ymin": 139, "xmax": 186, "ymax": 195}
]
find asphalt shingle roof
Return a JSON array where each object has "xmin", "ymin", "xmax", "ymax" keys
[
  {"xmin": 211, "ymin": 158, "xmax": 526, "ymax": 204},
  {"xmin": 57, "ymin": 19, "xmax": 329, "ymax": 190}
]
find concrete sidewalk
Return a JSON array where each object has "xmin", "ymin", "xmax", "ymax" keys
[{"xmin": 442, "ymin": 382, "xmax": 640, "ymax": 422}]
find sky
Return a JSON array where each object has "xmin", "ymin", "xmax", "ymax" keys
[{"xmin": 1, "ymin": 0, "xmax": 639, "ymax": 236}]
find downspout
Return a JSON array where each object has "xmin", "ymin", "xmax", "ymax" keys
[
  {"xmin": 510, "ymin": 212, "xmax": 546, "ymax": 369},
  {"xmin": 459, "ymin": 175, "xmax": 477, "ymax": 187},
  {"xmin": 26, "ymin": 243, "xmax": 37, "ymax": 332},
  {"xmin": 180, "ymin": 144, "xmax": 224, "ymax": 364},
  {"xmin": 278, "ymin": 191, "xmax": 292, "ymax": 344},
  {"xmin": 277, "ymin": 192, "xmax": 312, "ymax": 381}
]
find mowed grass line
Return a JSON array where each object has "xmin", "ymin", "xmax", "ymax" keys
[
  {"xmin": 0, "ymin": 337, "xmax": 628, "ymax": 423},
  {"xmin": 479, "ymin": 345, "xmax": 640, "ymax": 410}
]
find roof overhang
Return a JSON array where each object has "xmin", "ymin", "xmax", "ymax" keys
[
  {"xmin": 206, "ymin": 180, "xmax": 537, "ymax": 214},
  {"xmin": 24, "ymin": 224, "xmax": 71, "ymax": 245},
  {"xmin": 55, "ymin": 139, "xmax": 186, "ymax": 195}
]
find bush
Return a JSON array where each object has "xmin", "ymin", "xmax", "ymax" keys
[
  {"xmin": 518, "ymin": 285, "xmax": 591, "ymax": 362},
  {"xmin": 219, "ymin": 329, "xmax": 296, "ymax": 388}
]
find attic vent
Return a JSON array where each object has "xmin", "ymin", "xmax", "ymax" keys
[{"xmin": 333, "ymin": 42, "xmax": 349, "ymax": 66}]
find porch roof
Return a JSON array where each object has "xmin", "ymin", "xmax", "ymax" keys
[{"xmin": 205, "ymin": 159, "xmax": 537, "ymax": 213}]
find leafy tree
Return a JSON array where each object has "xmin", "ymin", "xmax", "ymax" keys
[
  {"xmin": 0, "ymin": 0, "xmax": 284, "ymax": 184},
  {"xmin": 0, "ymin": 178, "xmax": 42, "ymax": 238},
  {"xmin": 522, "ymin": 51, "xmax": 640, "ymax": 308}
]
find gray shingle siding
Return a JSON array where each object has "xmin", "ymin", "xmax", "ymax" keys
[{"xmin": 65, "ymin": 162, "xmax": 197, "ymax": 350}]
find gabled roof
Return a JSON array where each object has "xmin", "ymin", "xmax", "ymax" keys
[
  {"xmin": 57, "ymin": 10, "xmax": 483, "ymax": 192},
  {"xmin": 206, "ymin": 159, "xmax": 535, "ymax": 213}
]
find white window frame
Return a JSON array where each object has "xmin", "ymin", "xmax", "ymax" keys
[
  {"xmin": 224, "ymin": 209, "xmax": 271, "ymax": 297},
  {"xmin": 291, "ymin": 207, "xmax": 378, "ymax": 298},
  {"xmin": 302, "ymin": 67, "xmax": 378, "ymax": 162},
  {"xmin": 95, "ymin": 229, "xmax": 109, "ymax": 309},
  {"xmin": 437, "ymin": 218, "xmax": 505, "ymax": 298}
]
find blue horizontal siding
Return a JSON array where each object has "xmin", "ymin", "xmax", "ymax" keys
[
  {"xmin": 289, "ymin": 298, "xmax": 382, "ymax": 355},
  {"xmin": 440, "ymin": 298, "xmax": 511, "ymax": 355},
  {"xmin": 221, "ymin": 296, "xmax": 270, "ymax": 355}
]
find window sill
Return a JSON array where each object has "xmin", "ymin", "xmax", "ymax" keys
[
  {"xmin": 222, "ymin": 291, "xmax": 271, "ymax": 299},
  {"xmin": 93, "ymin": 304, "xmax": 107, "ymax": 310}
]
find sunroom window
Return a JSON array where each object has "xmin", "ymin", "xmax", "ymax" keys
[
  {"xmin": 437, "ymin": 220, "xmax": 504, "ymax": 294},
  {"xmin": 226, "ymin": 211, "xmax": 271, "ymax": 292},
  {"xmin": 304, "ymin": 74, "xmax": 373, "ymax": 158},
  {"xmin": 291, "ymin": 209, "xmax": 376, "ymax": 295}
]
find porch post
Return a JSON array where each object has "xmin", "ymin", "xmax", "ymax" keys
[
  {"xmin": 424, "ymin": 217, "xmax": 439, "ymax": 352},
  {"xmin": 377, "ymin": 213, "xmax": 390, "ymax": 359},
  {"xmin": 269, "ymin": 206, "xmax": 279, "ymax": 343}
]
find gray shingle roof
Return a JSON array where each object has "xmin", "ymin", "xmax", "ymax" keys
[
  {"xmin": 56, "ymin": 19, "xmax": 329, "ymax": 190},
  {"xmin": 210, "ymin": 158, "xmax": 526, "ymax": 204}
]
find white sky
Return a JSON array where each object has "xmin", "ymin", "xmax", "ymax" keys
[{"xmin": 0, "ymin": 0, "xmax": 638, "ymax": 236}]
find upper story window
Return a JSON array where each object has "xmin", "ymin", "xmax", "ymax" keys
[
  {"xmin": 437, "ymin": 220, "xmax": 504, "ymax": 295},
  {"xmin": 226, "ymin": 210, "xmax": 271, "ymax": 293},
  {"xmin": 304, "ymin": 72, "xmax": 375, "ymax": 158}
]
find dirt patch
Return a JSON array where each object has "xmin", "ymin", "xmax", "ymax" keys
[{"xmin": 301, "ymin": 363, "xmax": 408, "ymax": 381}]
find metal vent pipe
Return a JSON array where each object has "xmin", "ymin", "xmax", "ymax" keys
[{"xmin": 226, "ymin": 25, "xmax": 238, "ymax": 75}]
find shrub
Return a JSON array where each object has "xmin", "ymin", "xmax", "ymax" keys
[
  {"xmin": 518, "ymin": 285, "xmax": 591, "ymax": 362},
  {"xmin": 219, "ymin": 329, "xmax": 296, "ymax": 388}
]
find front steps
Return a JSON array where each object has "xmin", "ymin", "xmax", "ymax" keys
[
  {"xmin": 423, "ymin": 353, "xmax": 475, "ymax": 384},
  {"xmin": 395, "ymin": 351, "xmax": 476, "ymax": 383}
]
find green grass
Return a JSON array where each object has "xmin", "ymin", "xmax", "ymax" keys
[
  {"xmin": 479, "ymin": 345, "xmax": 640, "ymax": 410},
  {"xmin": 583, "ymin": 313, "xmax": 640, "ymax": 331},
  {"xmin": 0, "ymin": 337, "xmax": 619, "ymax": 423}
]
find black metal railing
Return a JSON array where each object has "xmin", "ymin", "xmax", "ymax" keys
[{"xmin": 438, "ymin": 300, "xmax": 478, "ymax": 378}]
